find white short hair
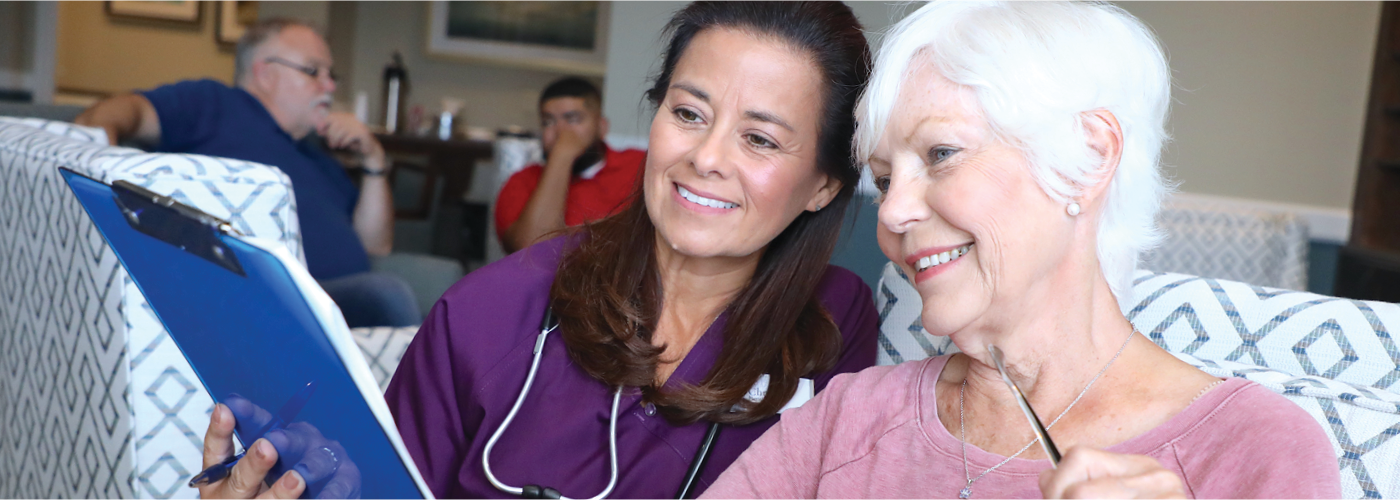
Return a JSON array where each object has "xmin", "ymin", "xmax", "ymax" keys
[{"xmin": 854, "ymin": 1, "xmax": 1172, "ymax": 308}]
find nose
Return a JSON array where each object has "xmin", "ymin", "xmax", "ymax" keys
[
  {"xmin": 878, "ymin": 168, "xmax": 932, "ymax": 234},
  {"xmin": 541, "ymin": 123, "xmax": 557, "ymax": 148},
  {"xmin": 690, "ymin": 129, "xmax": 733, "ymax": 179},
  {"xmin": 322, "ymin": 72, "xmax": 337, "ymax": 94}
]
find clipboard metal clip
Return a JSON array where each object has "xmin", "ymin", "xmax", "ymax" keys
[{"xmin": 111, "ymin": 180, "xmax": 247, "ymax": 277}]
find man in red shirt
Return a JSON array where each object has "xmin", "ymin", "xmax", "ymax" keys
[{"xmin": 495, "ymin": 77, "xmax": 646, "ymax": 253}]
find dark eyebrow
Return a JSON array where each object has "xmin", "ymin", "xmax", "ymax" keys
[
  {"xmin": 671, "ymin": 83, "xmax": 709, "ymax": 102},
  {"xmin": 744, "ymin": 110, "xmax": 794, "ymax": 132},
  {"xmin": 671, "ymin": 83, "xmax": 793, "ymax": 132}
]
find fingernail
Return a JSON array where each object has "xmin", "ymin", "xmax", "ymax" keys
[
  {"xmin": 256, "ymin": 439, "xmax": 272, "ymax": 458},
  {"xmin": 282, "ymin": 471, "xmax": 303, "ymax": 490}
]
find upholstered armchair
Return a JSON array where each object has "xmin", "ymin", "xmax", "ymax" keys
[{"xmin": 0, "ymin": 118, "xmax": 417, "ymax": 498}]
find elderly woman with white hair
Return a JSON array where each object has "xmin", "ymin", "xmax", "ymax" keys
[{"xmin": 703, "ymin": 2, "xmax": 1340, "ymax": 498}]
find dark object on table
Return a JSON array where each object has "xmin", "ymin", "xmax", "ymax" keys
[{"xmin": 383, "ymin": 52, "xmax": 408, "ymax": 134}]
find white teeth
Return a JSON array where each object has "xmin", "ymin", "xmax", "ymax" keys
[
  {"xmin": 915, "ymin": 243, "xmax": 974, "ymax": 272},
  {"xmin": 678, "ymin": 185, "xmax": 738, "ymax": 209}
]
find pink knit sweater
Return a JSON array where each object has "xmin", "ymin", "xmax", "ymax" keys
[{"xmin": 705, "ymin": 355, "xmax": 1340, "ymax": 499}]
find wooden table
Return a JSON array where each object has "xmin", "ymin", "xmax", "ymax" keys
[{"xmin": 374, "ymin": 134, "xmax": 493, "ymax": 219}]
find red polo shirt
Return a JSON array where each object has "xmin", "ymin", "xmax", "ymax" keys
[{"xmin": 494, "ymin": 146, "xmax": 646, "ymax": 242}]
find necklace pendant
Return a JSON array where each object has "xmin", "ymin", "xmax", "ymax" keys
[{"xmin": 959, "ymin": 486, "xmax": 972, "ymax": 499}]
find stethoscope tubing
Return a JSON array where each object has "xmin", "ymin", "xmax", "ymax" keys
[
  {"xmin": 483, "ymin": 310, "xmax": 622, "ymax": 500},
  {"xmin": 674, "ymin": 421, "xmax": 721, "ymax": 499}
]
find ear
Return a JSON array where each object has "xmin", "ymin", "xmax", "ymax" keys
[
  {"xmin": 1078, "ymin": 109, "xmax": 1123, "ymax": 208},
  {"xmin": 250, "ymin": 59, "xmax": 277, "ymax": 93},
  {"xmin": 598, "ymin": 116, "xmax": 610, "ymax": 139},
  {"xmin": 807, "ymin": 173, "xmax": 843, "ymax": 212}
]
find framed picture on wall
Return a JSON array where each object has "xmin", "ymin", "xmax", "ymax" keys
[
  {"xmin": 216, "ymin": 1, "xmax": 260, "ymax": 46},
  {"xmin": 105, "ymin": 1, "xmax": 202, "ymax": 24},
  {"xmin": 426, "ymin": 1, "xmax": 610, "ymax": 76}
]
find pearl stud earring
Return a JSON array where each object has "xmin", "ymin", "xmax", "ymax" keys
[{"xmin": 1066, "ymin": 202, "xmax": 1081, "ymax": 216}]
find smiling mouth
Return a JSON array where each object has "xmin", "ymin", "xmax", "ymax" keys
[
  {"xmin": 915, "ymin": 243, "xmax": 974, "ymax": 272},
  {"xmin": 677, "ymin": 184, "xmax": 738, "ymax": 209}
]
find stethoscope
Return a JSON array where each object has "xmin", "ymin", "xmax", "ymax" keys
[{"xmin": 483, "ymin": 308, "xmax": 722, "ymax": 499}]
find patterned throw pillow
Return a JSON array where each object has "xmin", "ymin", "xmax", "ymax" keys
[
  {"xmin": 0, "ymin": 119, "xmax": 304, "ymax": 498},
  {"xmin": 875, "ymin": 262, "xmax": 1400, "ymax": 498},
  {"xmin": 1140, "ymin": 197, "xmax": 1309, "ymax": 291}
]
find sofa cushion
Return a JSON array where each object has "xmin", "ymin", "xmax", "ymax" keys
[{"xmin": 1140, "ymin": 197, "xmax": 1310, "ymax": 291}]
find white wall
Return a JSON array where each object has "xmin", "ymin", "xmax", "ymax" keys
[
  {"xmin": 343, "ymin": 2, "xmax": 583, "ymax": 135},
  {"xmin": 600, "ymin": 1, "xmax": 918, "ymax": 143},
  {"xmin": 599, "ymin": 1, "xmax": 1379, "ymax": 241},
  {"xmin": 1121, "ymin": 2, "xmax": 1380, "ymax": 211}
]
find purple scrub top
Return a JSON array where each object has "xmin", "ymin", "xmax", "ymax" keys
[{"xmin": 385, "ymin": 236, "xmax": 879, "ymax": 499}]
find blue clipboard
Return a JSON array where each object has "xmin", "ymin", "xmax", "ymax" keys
[{"xmin": 61, "ymin": 168, "xmax": 432, "ymax": 499}]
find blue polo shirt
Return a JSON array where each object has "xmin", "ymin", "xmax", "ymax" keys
[{"xmin": 142, "ymin": 79, "xmax": 370, "ymax": 280}]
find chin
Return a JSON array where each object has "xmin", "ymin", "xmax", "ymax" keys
[
  {"xmin": 917, "ymin": 294, "xmax": 979, "ymax": 338},
  {"xmin": 663, "ymin": 234, "xmax": 729, "ymax": 258},
  {"xmin": 656, "ymin": 228, "xmax": 756, "ymax": 260}
]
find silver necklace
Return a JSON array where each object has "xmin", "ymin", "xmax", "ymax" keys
[{"xmin": 956, "ymin": 330, "xmax": 1136, "ymax": 499}]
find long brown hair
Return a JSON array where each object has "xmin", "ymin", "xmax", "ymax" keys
[{"xmin": 549, "ymin": 2, "xmax": 871, "ymax": 426}]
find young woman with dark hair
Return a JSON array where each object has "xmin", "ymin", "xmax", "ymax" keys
[{"xmin": 194, "ymin": 2, "xmax": 877, "ymax": 499}]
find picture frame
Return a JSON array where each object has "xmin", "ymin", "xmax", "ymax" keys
[
  {"xmin": 216, "ymin": 1, "xmax": 259, "ymax": 46},
  {"xmin": 105, "ymin": 1, "xmax": 202, "ymax": 24},
  {"xmin": 426, "ymin": 1, "xmax": 610, "ymax": 76}
]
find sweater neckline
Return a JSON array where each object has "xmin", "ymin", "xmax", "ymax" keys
[{"xmin": 913, "ymin": 354, "xmax": 1245, "ymax": 476}]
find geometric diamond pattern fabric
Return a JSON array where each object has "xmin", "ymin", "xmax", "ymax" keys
[
  {"xmin": 1140, "ymin": 197, "xmax": 1310, "ymax": 291},
  {"xmin": 349, "ymin": 326, "xmax": 421, "ymax": 391},
  {"xmin": 0, "ymin": 121, "xmax": 135, "ymax": 499},
  {"xmin": 875, "ymin": 261, "xmax": 1400, "ymax": 498},
  {"xmin": 1128, "ymin": 272, "xmax": 1400, "ymax": 392},
  {"xmin": 0, "ymin": 119, "xmax": 424, "ymax": 498},
  {"xmin": 0, "ymin": 119, "xmax": 299, "ymax": 498},
  {"xmin": 0, "ymin": 116, "xmax": 110, "ymax": 144}
]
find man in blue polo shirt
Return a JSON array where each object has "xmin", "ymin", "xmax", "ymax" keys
[{"xmin": 76, "ymin": 18, "xmax": 416, "ymax": 328}]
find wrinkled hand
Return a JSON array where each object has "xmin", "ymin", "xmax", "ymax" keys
[
  {"xmin": 318, "ymin": 112, "xmax": 385, "ymax": 167},
  {"xmin": 547, "ymin": 126, "xmax": 591, "ymax": 167},
  {"xmin": 199, "ymin": 403, "xmax": 305, "ymax": 499},
  {"xmin": 1039, "ymin": 447, "xmax": 1186, "ymax": 499}
]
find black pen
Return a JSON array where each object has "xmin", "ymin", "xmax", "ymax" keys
[{"xmin": 187, "ymin": 381, "xmax": 318, "ymax": 488}]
